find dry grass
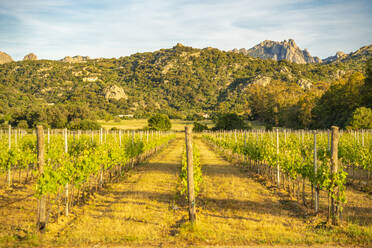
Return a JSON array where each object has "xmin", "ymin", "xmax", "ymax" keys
[
  {"xmin": 0, "ymin": 181, "xmax": 39, "ymax": 247},
  {"xmin": 174, "ymin": 138, "xmax": 372, "ymax": 246},
  {"xmin": 43, "ymin": 136, "xmax": 188, "ymax": 246},
  {"xmin": 1, "ymin": 134, "xmax": 371, "ymax": 247},
  {"xmin": 98, "ymin": 119, "xmax": 213, "ymax": 131}
]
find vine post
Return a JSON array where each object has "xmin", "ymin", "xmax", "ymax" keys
[
  {"xmin": 119, "ymin": 129, "xmax": 122, "ymax": 147},
  {"xmin": 14, "ymin": 128, "xmax": 17, "ymax": 147},
  {"xmin": 47, "ymin": 128, "xmax": 50, "ymax": 145},
  {"xmin": 276, "ymin": 128, "xmax": 280, "ymax": 188},
  {"xmin": 185, "ymin": 126, "xmax": 196, "ymax": 223},
  {"xmin": 330, "ymin": 126, "xmax": 340, "ymax": 225},
  {"xmin": 64, "ymin": 128, "xmax": 69, "ymax": 216},
  {"xmin": 7, "ymin": 125, "xmax": 11, "ymax": 187},
  {"xmin": 36, "ymin": 125, "xmax": 47, "ymax": 231},
  {"xmin": 313, "ymin": 131, "xmax": 319, "ymax": 213}
]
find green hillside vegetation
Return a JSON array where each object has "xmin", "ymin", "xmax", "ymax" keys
[{"xmin": 0, "ymin": 44, "xmax": 370, "ymax": 129}]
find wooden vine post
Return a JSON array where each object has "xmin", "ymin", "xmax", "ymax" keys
[
  {"xmin": 276, "ymin": 128, "xmax": 280, "ymax": 188},
  {"xmin": 185, "ymin": 126, "xmax": 196, "ymax": 223},
  {"xmin": 36, "ymin": 125, "xmax": 47, "ymax": 231},
  {"xmin": 313, "ymin": 131, "xmax": 319, "ymax": 213},
  {"xmin": 119, "ymin": 129, "xmax": 122, "ymax": 147},
  {"xmin": 330, "ymin": 126, "xmax": 340, "ymax": 225},
  {"xmin": 64, "ymin": 128, "xmax": 69, "ymax": 216},
  {"xmin": 7, "ymin": 125, "xmax": 11, "ymax": 187}
]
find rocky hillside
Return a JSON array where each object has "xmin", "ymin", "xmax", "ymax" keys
[
  {"xmin": 61, "ymin": 55, "xmax": 90, "ymax": 63},
  {"xmin": 0, "ymin": 51, "xmax": 13, "ymax": 64},
  {"xmin": 0, "ymin": 43, "xmax": 369, "ymax": 127},
  {"xmin": 232, "ymin": 39, "xmax": 321, "ymax": 64},
  {"xmin": 23, "ymin": 53, "xmax": 38, "ymax": 61},
  {"xmin": 323, "ymin": 44, "xmax": 372, "ymax": 64},
  {"xmin": 323, "ymin": 51, "xmax": 347, "ymax": 63}
]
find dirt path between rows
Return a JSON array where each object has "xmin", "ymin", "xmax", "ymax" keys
[
  {"xmin": 191, "ymin": 138, "xmax": 314, "ymax": 245},
  {"xmin": 45, "ymin": 137, "xmax": 187, "ymax": 247}
]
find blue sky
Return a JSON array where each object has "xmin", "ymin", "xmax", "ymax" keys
[{"xmin": 0, "ymin": 0, "xmax": 371, "ymax": 60}]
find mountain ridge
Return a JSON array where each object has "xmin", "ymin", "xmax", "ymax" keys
[
  {"xmin": 232, "ymin": 39, "xmax": 321, "ymax": 64},
  {"xmin": 323, "ymin": 44, "xmax": 372, "ymax": 64},
  {"xmin": 0, "ymin": 42, "xmax": 370, "ymax": 129},
  {"xmin": 1, "ymin": 40, "xmax": 371, "ymax": 64}
]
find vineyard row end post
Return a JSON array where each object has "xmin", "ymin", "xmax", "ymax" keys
[
  {"xmin": 313, "ymin": 131, "xmax": 319, "ymax": 213},
  {"xmin": 185, "ymin": 126, "xmax": 196, "ymax": 223},
  {"xmin": 36, "ymin": 125, "xmax": 47, "ymax": 231},
  {"xmin": 330, "ymin": 126, "xmax": 340, "ymax": 225}
]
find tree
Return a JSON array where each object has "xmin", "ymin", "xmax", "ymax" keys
[
  {"xmin": 193, "ymin": 122, "xmax": 208, "ymax": 132},
  {"xmin": 67, "ymin": 119, "xmax": 101, "ymax": 130},
  {"xmin": 213, "ymin": 113, "xmax": 249, "ymax": 130},
  {"xmin": 148, "ymin": 114, "xmax": 171, "ymax": 131},
  {"xmin": 346, "ymin": 107, "xmax": 372, "ymax": 130},
  {"xmin": 312, "ymin": 72, "xmax": 365, "ymax": 128},
  {"xmin": 362, "ymin": 59, "xmax": 372, "ymax": 108},
  {"xmin": 17, "ymin": 120, "xmax": 29, "ymax": 129}
]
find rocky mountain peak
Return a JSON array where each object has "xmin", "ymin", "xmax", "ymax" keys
[
  {"xmin": 173, "ymin": 43, "xmax": 185, "ymax": 49},
  {"xmin": 322, "ymin": 51, "xmax": 347, "ymax": 63},
  {"xmin": 323, "ymin": 45, "xmax": 371, "ymax": 64},
  {"xmin": 336, "ymin": 51, "xmax": 346, "ymax": 57},
  {"xmin": 350, "ymin": 44, "xmax": 372, "ymax": 58},
  {"xmin": 0, "ymin": 51, "xmax": 14, "ymax": 64},
  {"xmin": 23, "ymin": 53, "xmax": 38, "ymax": 61},
  {"xmin": 288, "ymin": 39, "xmax": 296, "ymax": 46},
  {"xmin": 233, "ymin": 39, "xmax": 320, "ymax": 64},
  {"xmin": 61, "ymin": 55, "xmax": 90, "ymax": 63}
]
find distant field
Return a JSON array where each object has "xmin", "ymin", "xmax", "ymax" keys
[{"xmin": 98, "ymin": 119, "xmax": 213, "ymax": 131}]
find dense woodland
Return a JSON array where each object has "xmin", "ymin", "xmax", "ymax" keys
[{"xmin": 0, "ymin": 44, "xmax": 371, "ymax": 129}]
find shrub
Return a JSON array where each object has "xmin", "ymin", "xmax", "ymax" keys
[
  {"xmin": 347, "ymin": 107, "xmax": 372, "ymax": 130},
  {"xmin": 17, "ymin": 120, "xmax": 29, "ymax": 129},
  {"xmin": 193, "ymin": 122, "xmax": 208, "ymax": 132},
  {"xmin": 213, "ymin": 113, "xmax": 249, "ymax": 130},
  {"xmin": 67, "ymin": 119, "xmax": 101, "ymax": 130},
  {"xmin": 148, "ymin": 114, "xmax": 171, "ymax": 131}
]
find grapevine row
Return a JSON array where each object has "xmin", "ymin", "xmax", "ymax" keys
[{"xmin": 202, "ymin": 128, "xmax": 371, "ymax": 223}]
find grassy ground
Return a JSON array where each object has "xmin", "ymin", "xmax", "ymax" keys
[
  {"xmin": 0, "ymin": 134, "xmax": 371, "ymax": 247},
  {"xmin": 43, "ymin": 137, "xmax": 187, "ymax": 247},
  {"xmin": 179, "ymin": 138, "xmax": 371, "ymax": 246},
  {"xmin": 98, "ymin": 119, "xmax": 213, "ymax": 131},
  {"xmin": 0, "ymin": 170, "xmax": 39, "ymax": 245}
]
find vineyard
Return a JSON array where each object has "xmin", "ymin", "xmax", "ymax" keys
[
  {"xmin": 0, "ymin": 126, "xmax": 371, "ymax": 247},
  {"xmin": 203, "ymin": 128, "xmax": 372, "ymax": 224},
  {"xmin": 0, "ymin": 126, "xmax": 175, "ymax": 231}
]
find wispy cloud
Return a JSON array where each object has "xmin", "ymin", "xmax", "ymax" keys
[{"xmin": 0, "ymin": 0, "xmax": 371, "ymax": 60}]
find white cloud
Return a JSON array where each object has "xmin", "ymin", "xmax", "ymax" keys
[{"xmin": 0, "ymin": 0, "xmax": 371, "ymax": 60}]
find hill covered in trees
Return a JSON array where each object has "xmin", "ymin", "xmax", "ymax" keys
[{"xmin": 0, "ymin": 43, "xmax": 371, "ymax": 129}]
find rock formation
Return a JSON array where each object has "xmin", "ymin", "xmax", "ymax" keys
[
  {"xmin": 23, "ymin": 53, "xmax": 38, "ymax": 61},
  {"xmin": 296, "ymin": 78, "xmax": 312, "ymax": 90},
  {"xmin": 104, "ymin": 85, "xmax": 128, "ymax": 101},
  {"xmin": 0, "ymin": 51, "xmax": 13, "ymax": 64},
  {"xmin": 323, "ymin": 45, "xmax": 372, "ymax": 63},
  {"xmin": 251, "ymin": 75, "xmax": 271, "ymax": 87},
  {"xmin": 61, "ymin": 55, "xmax": 90, "ymax": 63},
  {"xmin": 350, "ymin": 44, "xmax": 372, "ymax": 58},
  {"xmin": 233, "ymin": 39, "xmax": 321, "ymax": 64},
  {"xmin": 323, "ymin": 51, "xmax": 347, "ymax": 63}
]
